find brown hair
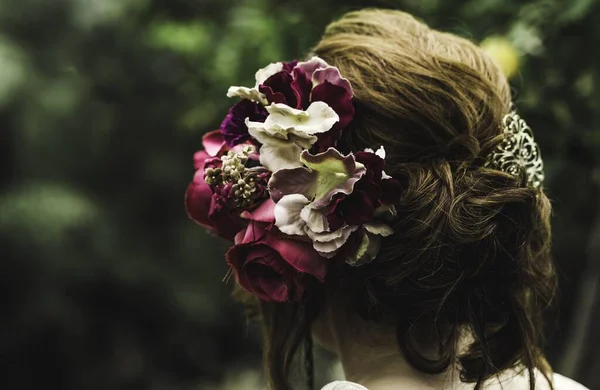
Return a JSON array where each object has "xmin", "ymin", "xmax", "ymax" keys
[{"xmin": 257, "ymin": 9, "xmax": 557, "ymax": 390}]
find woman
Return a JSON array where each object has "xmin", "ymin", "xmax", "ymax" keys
[{"xmin": 186, "ymin": 8, "xmax": 589, "ymax": 390}]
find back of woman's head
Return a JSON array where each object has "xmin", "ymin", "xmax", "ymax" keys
[{"xmin": 259, "ymin": 8, "xmax": 557, "ymax": 390}]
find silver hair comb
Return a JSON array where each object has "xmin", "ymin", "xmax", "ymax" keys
[{"xmin": 485, "ymin": 111, "xmax": 544, "ymax": 188}]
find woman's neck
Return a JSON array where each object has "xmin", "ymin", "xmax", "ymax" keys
[
  {"xmin": 334, "ymin": 326, "xmax": 453, "ymax": 390},
  {"xmin": 317, "ymin": 301, "xmax": 458, "ymax": 390}
]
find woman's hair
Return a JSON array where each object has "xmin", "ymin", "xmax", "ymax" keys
[{"xmin": 257, "ymin": 9, "xmax": 557, "ymax": 390}]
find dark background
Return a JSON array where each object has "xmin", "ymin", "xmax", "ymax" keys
[{"xmin": 1, "ymin": 0, "xmax": 599, "ymax": 389}]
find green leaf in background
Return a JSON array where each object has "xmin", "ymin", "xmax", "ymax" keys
[{"xmin": 149, "ymin": 21, "xmax": 211, "ymax": 55}]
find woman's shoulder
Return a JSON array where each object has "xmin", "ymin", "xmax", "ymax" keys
[
  {"xmin": 552, "ymin": 373, "xmax": 589, "ymax": 390},
  {"xmin": 320, "ymin": 373, "xmax": 589, "ymax": 390}
]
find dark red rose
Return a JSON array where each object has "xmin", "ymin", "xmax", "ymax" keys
[
  {"xmin": 226, "ymin": 200, "xmax": 327, "ymax": 302},
  {"xmin": 186, "ymin": 175, "xmax": 247, "ymax": 241}
]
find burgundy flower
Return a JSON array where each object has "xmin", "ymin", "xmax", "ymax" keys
[
  {"xmin": 311, "ymin": 80, "xmax": 354, "ymax": 150},
  {"xmin": 185, "ymin": 130, "xmax": 256, "ymax": 241},
  {"xmin": 185, "ymin": 172, "xmax": 247, "ymax": 242},
  {"xmin": 226, "ymin": 200, "xmax": 327, "ymax": 302},
  {"xmin": 257, "ymin": 60, "xmax": 312, "ymax": 110},
  {"xmin": 322, "ymin": 147, "xmax": 401, "ymax": 229},
  {"xmin": 259, "ymin": 71, "xmax": 299, "ymax": 107},
  {"xmin": 221, "ymin": 100, "xmax": 268, "ymax": 147},
  {"xmin": 281, "ymin": 60, "xmax": 298, "ymax": 73}
]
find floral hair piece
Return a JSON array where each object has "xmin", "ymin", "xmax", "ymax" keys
[
  {"xmin": 185, "ymin": 57, "xmax": 401, "ymax": 302},
  {"xmin": 486, "ymin": 111, "xmax": 545, "ymax": 188}
]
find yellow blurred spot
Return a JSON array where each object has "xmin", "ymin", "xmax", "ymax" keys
[{"xmin": 481, "ymin": 36, "xmax": 520, "ymax": 79}]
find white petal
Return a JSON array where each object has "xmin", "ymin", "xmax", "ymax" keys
[
  {"xmin": 247, "ymin": 117, "xmax": 318, "ymax": 148},
  {"xmin": 346, "ymin": 231, "xmax": 381, "ymax": 267},
  {"xmin": 300, "ymin": 206, "xmax": 329, "ymax": 233},
  {"xmin": 264, "ymin": 102, "xmax": 339, "ymax": 135},
  {"xmin": 258, "ymin": 142, "xmax": 303, "ymax": 172},
  {"xmin": 254, "ymin": 62, "xmax": 284, "ymax": 87},
  {"xmin": 227, "ymin": 86, "xmax": 268, "ymax": 105},
  {"xmin": 364, "ymin": 222, "xmax": 394, "ymax": 237},
  {"xmin": 382, "ymin": 171, "xmax": 392, "ymax": 179},
  {"xmin": 247, "ymin": 120, "xmax": 288, "ymax": 144},
  {"xmin": 274, "ymin": 194, "xmax": 310, "ymax": 236},
  {"xmin": 310, "ymin": 225, "xmax": 358, "ymax": 254},
  {"xmin": 317, "ymin": 250, "xmax": 337, "ymax": 259}
]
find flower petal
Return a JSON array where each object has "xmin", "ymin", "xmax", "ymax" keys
[
  {"xmin": 299, "ymin": 148, "xmax": 366, "ymax": 208},
  {"xmin": 261, "ymin": 102, "xmax": 339, "ymax": 135},
  {"xmin": 364, "ymin": 222, "xmax": 394, "ymax": 237},
  {"xmin": 264, "ymin": 233, "xmax": 327, "ymax": 282},
  {"xmin": 300, "ymin": 206, "xmax": 329, "ymax": 233},
  {"xmin": 220, "ymin": 100, "xmax": 267, "ymax": 147},
  {"xmin": 274, "ymin": 194, "xmax": 310, "ymax": 236},
  {"xmin": 374, "ymin": 204, "xmax": 397, "ymax": 221},
  {"xmin": 259, "ymin": 71, "xmax": 297, "ymax": 106},
  {"xmin": 185, "ymin": 171, "xmax": 214, "ymax": 228},
  {"xmin": 336, "ymin": 190, "xmax": 375, "ymax": 226},
  {"xmin": 310, "ymin": 225, "xmax": 358, "ymax": 255},
  {"xmin": 364, "ymin": 146, "xmax": 386, "ymax": 159},
  {"xmin": 268, "ymin": 166, "xmax": 315, "ymax": 203},
  {"xmin": 380, "ymin": 177, "xmax": 402, "ymax": 205},
  {"xmin": 247, "ymin": 118, "xmax": 318, "ymax": 148},
  {"xmin": 240, "ymin": 198, "xmax": 276, "ymax": 224},
  {"xmin": 311, "ymin": 81, "xmax": 354, "ymax": 132},
  {"xmin": 202, "ymin": 130, "xmax": 226, "ymax": 157},
  {"xmin": 291, "ymin": 67, "xmax": 312, "ymax": 109},
  {"xmin": 227, "ymin": 86, "xmax": 268, "ymax": 105},
  {"xmin": 296, "ymin": 56, "xmax": 329, "ymax": 79},
  {"xmin": 257, "ymin": 142, "xmax": 304, "ymax": 172},
  {"xmin": 254, "ymin": 62, "xmax": 284, "ymax": 86},
  {"xmin": 346, "ymin": 230, "xmax": 381, "ymax": 267},
  {"xmin": 312, "ymin": 66, "xmax": 354, "ymax": 97},
  {"xmin": 193, "ymin": 150, "xmax": 210, "ymax": 170}
]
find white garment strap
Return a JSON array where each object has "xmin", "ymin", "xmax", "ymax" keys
[{"xmin": 321, "ymin": 381, "xmax": 368, "ymax": 390}]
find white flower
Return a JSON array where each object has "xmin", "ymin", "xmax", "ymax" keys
[
  {"xmin": 309, "ymin": 225, "xmax": 358, "ymax": 258},
  {"xmin": 254, "ymin": 62, "xmax": 284, "ymax": 86},
  {"xmin": 274, "ymin": 194, "xmax": 310, "ymax": 236},
  {"xmin": 246, "ymin": 102, "xmax": 339, "ymax": 172},
  {"xmin": 274, "ymin": 193, "xmax": 356, "ymax": 257},
  {"xmin": 226, "ymin": 61, "xmax": 284, "ymax": 105},
  {"xmin": 226, "ymin": 86, "xmax": 268, "ymax": 105},
  {"xmin": 251, "ymin": 102, "xmax": 339, "ymax": 136}
]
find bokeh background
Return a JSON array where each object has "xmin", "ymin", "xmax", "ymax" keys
[{"xmin": 1, "ymin": 0, "xmax": 599, "ymax": 389}]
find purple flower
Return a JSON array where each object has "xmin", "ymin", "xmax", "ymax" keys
[{"xmin": 220, "ymin": 100, "xmax": 268, "ymax": 148}]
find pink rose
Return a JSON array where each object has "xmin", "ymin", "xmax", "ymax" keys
[
  {"xmin": 226, "ymin": 200, "xmax": 327, "ymax": 302},
  {"xmin": 185, "ymin": 130, "xmax": 249, "ymax": 241}
]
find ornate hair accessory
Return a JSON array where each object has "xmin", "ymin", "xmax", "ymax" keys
[
  {"xmin": 486, "ymin": 111, "xmax": 545, "ymax": 188},
  {"xmin": 185, "ymin": 57, "xmax": 401, "ymax": 302}
]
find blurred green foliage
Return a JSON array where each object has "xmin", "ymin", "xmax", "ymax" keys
[{"xmin": 1, "ymin": 0, "xmax": 599, "ymax": 389}]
